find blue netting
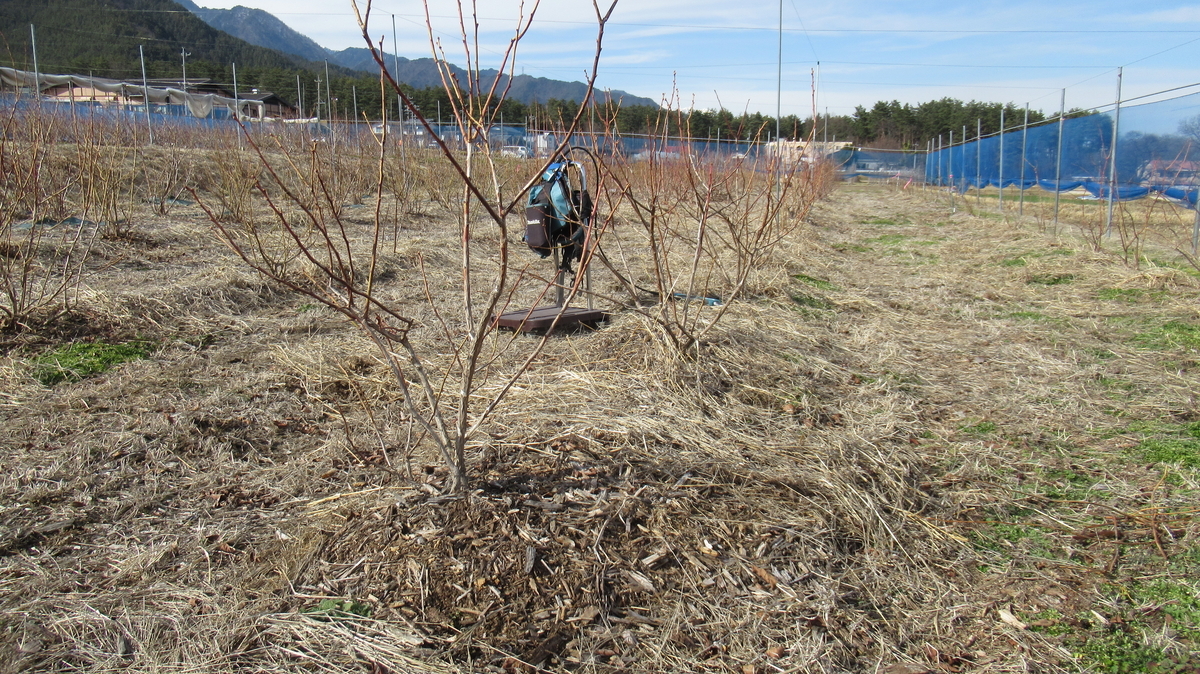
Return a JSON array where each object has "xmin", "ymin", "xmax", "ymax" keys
[
  {"xmin": 924, "ymin": 89, "xmax": 1200, "ymax": 208},
  {"xmin": 831, "ymin": 148, "xmax": 925, "ymax": 180}
]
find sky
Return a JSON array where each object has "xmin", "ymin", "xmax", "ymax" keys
[{"xmin": 196, "ymin": 0, "xmax": 1200, "ymax": 126}]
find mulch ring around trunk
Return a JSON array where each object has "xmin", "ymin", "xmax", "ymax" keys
[{"xmin": 287, "ymin": 449, "xmax": 861, "ymax": 672}]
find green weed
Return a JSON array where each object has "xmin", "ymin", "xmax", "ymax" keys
[
  {"xmin": 863, "ymin": 234, "xmax": 910, "ymax": 245},
  {"xmin": 833, "ymin": 243, "xmax": 872, "ymax": 253},
  {"xmin": 1119, "ymin": 421, "xmax": 1200, "ymax": 469},
  {"xmin": 1027, "ymin": 273, "xmax": 1076, "ymax": 286},
  {"xmin": 789, "ymin": 292, "xmax": 833, "ymax": 311},
  {"xmin": 970, "ymin": 522, "xmax": 1050, "ymax": 554},
  {"xmin": 792, "ymin": 273, "xmax": 838, "ymax": 291},
  {"xmin": 1037, "ymin": 467, "xmax": 1098, "ymax": 500},
  {"xmin": 1133, "ymin": 321, "xmax": 1200, "ymax": 352},
  {"xmin": 960, "ymin": 420, "xmax": 997, "ymax": 436},
  {"xmin": 32, "ymin": 340, "xmax": 154, "ymax": 386},
  {"xmin": 1023, "ymin": 609, "xmax": 1073, "ymax": 637},
  {"xmin": 1008, "ymin": 310, "xmax": 1050, "ymax": 321},
  {"xmin": 302, "ymin": 598, "xmax": 372, "ymax": 622},
  {"xmin": 1097, "ymin": 288, "xmax": 1170, "ymax": 303},
  {"xmin": 863, "ymin": 216, "xmax": 909, "ymax": 226},
  {"xmin": 1071, "ymin": 580, "xmax": 1200, "ymax": 673},
  {"xmin": 1001, "ymin": 249, "xmax": 1075, "ymax": 267}
]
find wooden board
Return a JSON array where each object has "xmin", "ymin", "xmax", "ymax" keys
[{"xmin": 492, "ymin": 306, "xmax": 608, "ymax": 333}]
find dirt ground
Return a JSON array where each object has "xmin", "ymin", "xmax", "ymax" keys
[{"xmin": 1, "ymin": 181, "xmax": 1198, "ymax": 673}]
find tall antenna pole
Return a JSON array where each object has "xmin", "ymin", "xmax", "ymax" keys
[
  {"xmin": 140, "ymin": 44, "xmax": 154, "ymax": 145},
  {"xmin": 233, "ymin": 62, "xmax": 242, "ymax": 150},
  {"xmin": 1105, "ymin": 67, "xmax": 1123, "ymax": 238},
  {"xmin": 393, "ymin": 14, "xmax": 402, "ymax": 125},
  {"xmin": 181, "ymin": 48, "xmax": 189, "ymax": 91},
  {"xmin": 325, "ymin": 60, "xmax": 333, "ymax": 144},
  {"xmin": 775, "ymin": 0, "xmax": 782, "ymax": 151},
  {"xmin": 772, "ymin": 0, "xmax": 782, "ymax": 212},
  {"xmin": 1053, "ymin": 88, "xmax": 1065, "ymax": 231}
]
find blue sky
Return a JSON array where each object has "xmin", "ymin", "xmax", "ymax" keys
[{"xmin": 199, "ymin": 0, "xmax": 1200, "ymax": 123}]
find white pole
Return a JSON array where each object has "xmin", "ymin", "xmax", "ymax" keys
[
  {"xmin": 949, "ymin": 130, "xmax": 955, "ymax": 210},
  {"xmin": 976, "ymin": 118, "xmax": 982, "ymax": 208},
  {"xmin": 1053, "ymin": 89, "xmax": 1065, "ymax": 230},
  {"xmin": 937, "ymin": 134, "xmax": 943, "ymax": 189},
  {"xmin": 140, "ymin": 44, "xmax": 154, "ymax": 145},
  {"xmin": 30, "ymin": 24, "xmax": 40, "ymax": 101},
  {"xmin": 181, "ymin": 49, "xmax": 189, "ymax": 91},
  {"xmin": 393, "ymin": 15, "xmax": 402, "ymax": 125},
  {"xmin": 233, "ymin": 62, "xmax": 242, "ymax": 149},
  {"xmin": 775, "ymin": 0, "xmax": 782, "ymax": 155},
  {"xmin": 296, "ymin": 74, "xmax": 303, "ymax": 118},
  {"xmin": 998, "ymin": 109, "xmax": 1005, "ymax": 212},
  {"xmin": 325, "ymin": 60, "xmax": 333, "ymax": 144},
  {"xmin": 1106, "ymin": 67, "xmax": 1123, "ymax": 238},
  {"xmin": 1019, "ymin": 103, "xmax": 1029, "ymax": 217},
  {"xmin": 1192, "ymin": 196, "xmax": 1200, "ymax": 255}
]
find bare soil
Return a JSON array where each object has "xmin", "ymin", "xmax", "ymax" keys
[{"xmin": 1, "ymin": 182, "xmax": 1197, "ymax": 673}]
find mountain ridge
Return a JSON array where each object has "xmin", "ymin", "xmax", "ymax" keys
[{"xmin": 181, "ymin": 3, "xmax": 658, "ymax": 107}]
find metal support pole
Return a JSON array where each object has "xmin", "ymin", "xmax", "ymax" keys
[
  {"xmin": 552, "ymin": 249, "xmax": 564, "ymax": 307},
  {"xmin": 140, "ymin": 44, "xmax": 154, "ymax": 145},
  {"xmin": 1019, "ymin": 103, "xmax": 1029, "ymax": 217},
  {"xmin": 296, "ymin": 74, "xmax": 303, "ymax": 118},
  {"xmin": 949, "ymin": 130, "xmax": 955, "ymax": 210},
  {"xmin": 998, "ymin": 109, "xmax": 1005, "ymax": 212},
  {"xmin": 962, "ymin": 125, "xmax": 967, "ymax": 200},
  {"xmin": 937, "ymin": 135, "xmax": 943, "ymax": 189},
  {"xmin": 1106, "ymin": 67, "xmax": 1123, "ymax": 238},
  {"xmin": 1192, "ymin": 197, "xmax": 1200, "ymax": 255},
  {"xmin": 393, "ymin": 15, "xmax": 403, "ymax": 127},
  {"xmin": 181, "ymin": 49, "xmax": 189, "ymax": 91},
  {"xmin": 1053, "ymin": 89, "xmax": 1065, "ymax": 230},
  {"xmin": 30, "ymin": 24, "xmax": 39, "ymax": 101},
  {"xmin": 976, "ymin": 118, "xmax": 982, "ymax": 208},
  {"xmin": 324, "ymin": 60, "xmax": 333, "ymax": 144}
]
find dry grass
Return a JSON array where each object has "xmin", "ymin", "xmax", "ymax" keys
[{"xmin": 1, "ymin": 127, "xmax": 1198, "ymax": 674}]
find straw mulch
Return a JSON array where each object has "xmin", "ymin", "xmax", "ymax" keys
[{"xmin": 1, "ymin": 182, "xmax": 1197, "ymax": 673}]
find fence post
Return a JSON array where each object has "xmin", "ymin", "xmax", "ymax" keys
[{"xmin": 1105, "ymin": 67, "xmax": 1123, "ymax": 239}]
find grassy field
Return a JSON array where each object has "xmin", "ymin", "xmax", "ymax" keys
[{"xmin": 1, "ymin": 144, "xmax": 1198, "ymax": 674}]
